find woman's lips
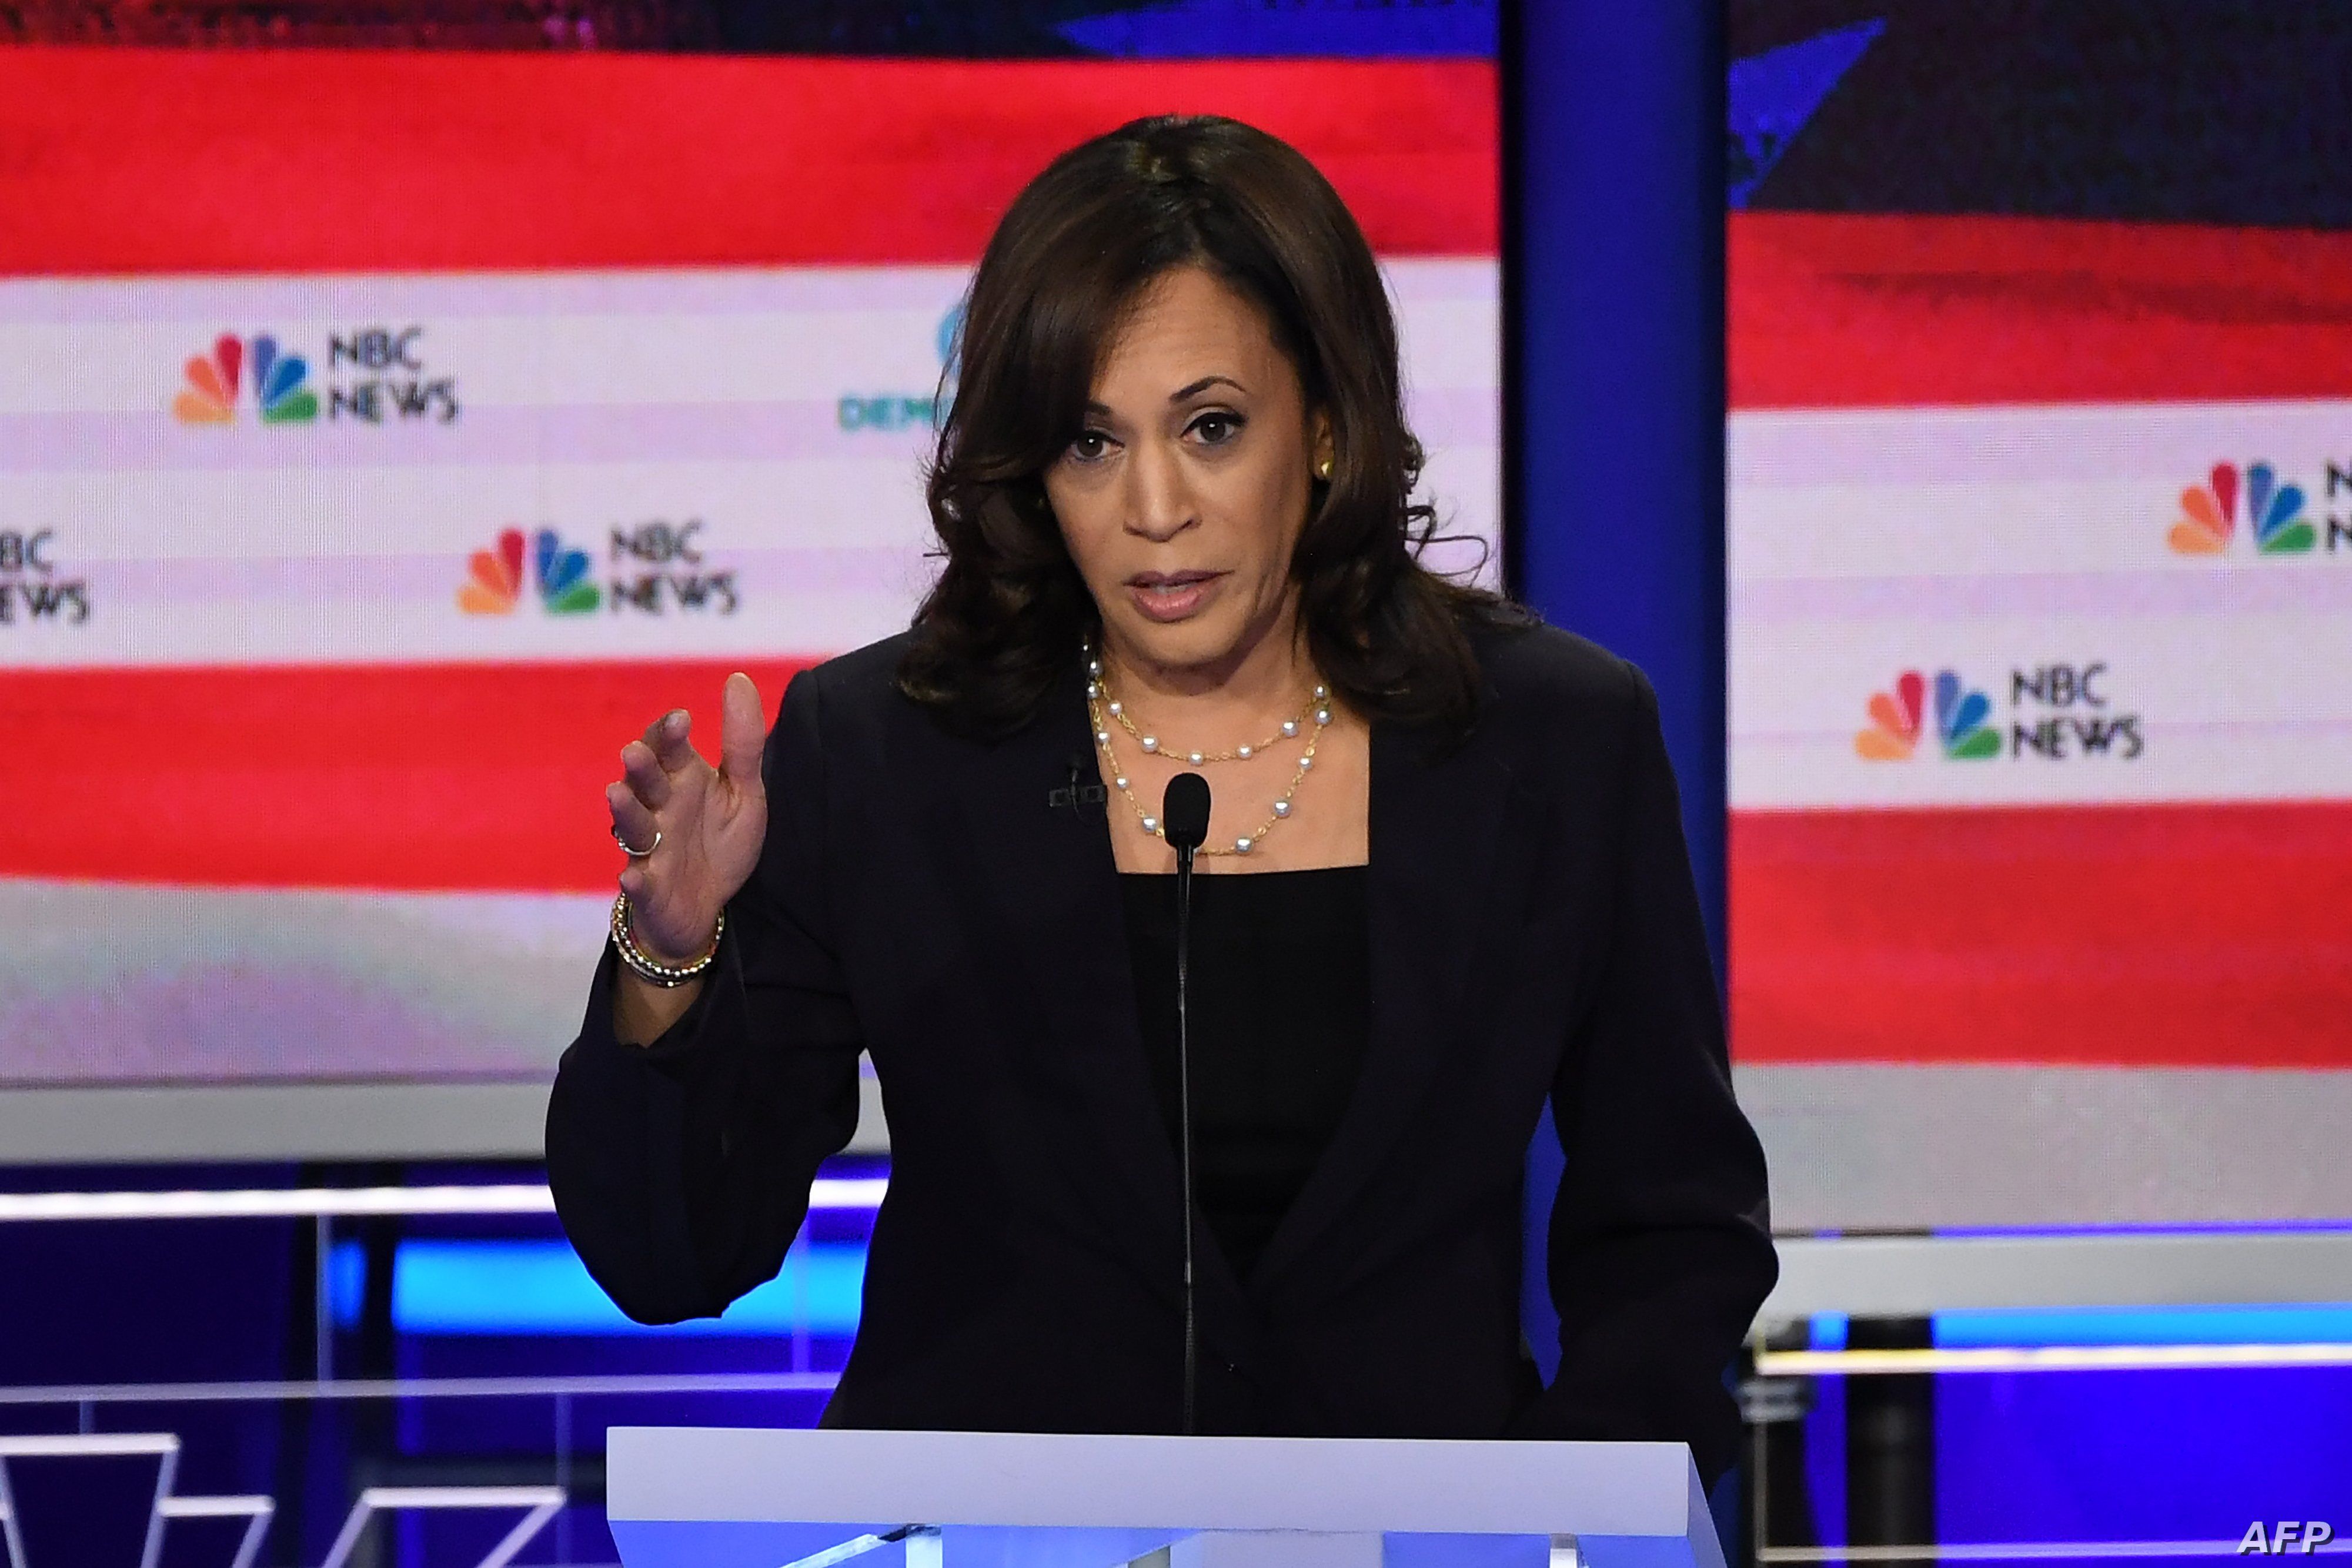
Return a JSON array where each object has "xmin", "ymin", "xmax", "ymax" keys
[{"xmin": 1125, "ymin": 570, "xmax": 1226, "ymax": 623}]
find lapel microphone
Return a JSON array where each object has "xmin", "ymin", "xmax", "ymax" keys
[
  {"xmin": 1048, "ymin": 752, "xmax": 1108, "ymax": 815},
  {"xmin": 1160, "ymin": 771, "xmax": 1211, "ymax": 1435}
]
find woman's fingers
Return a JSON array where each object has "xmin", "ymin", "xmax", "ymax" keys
[
  {"xmin": 607, "ymin": 781, "xmax": 659, "ymax": 851},
  {"xmin": 617, "ymin": 853, "xmax": 653, "ymax": 902},
  {"xmin": 619, "ymin": 741, "xmax": 671, "ymax": 810},
  {"xmin": 639, "ymin": 706, "xmax": 682, "ymax": 753},
  {"xmin": 608, "ymin": 781, "xmax": 660, "ymax": 902},
  {"xmin": 717, "ymin": 673, "xmax": 766, "ymax": 797},
  {"xmin": 612, "ymin": 702, "xmax": 720, "ymax": 910},
  {"xmin": 644, "ymin": 707, "xmax": 700, "ymax": 774}
]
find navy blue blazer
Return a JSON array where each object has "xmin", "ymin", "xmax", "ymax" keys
[{"xmin": 546, "ymin": 620, "xmax": 1776, "ymax": 1483}]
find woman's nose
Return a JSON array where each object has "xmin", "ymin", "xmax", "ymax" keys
[{"xmin": 1124, "ymin": 440, "xmax": 1197, "ymax": 541}]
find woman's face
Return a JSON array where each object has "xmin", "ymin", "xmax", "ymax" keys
[{"xmin": 1044, "ymin": 265, "xmax": 1329, "ymax": 680}]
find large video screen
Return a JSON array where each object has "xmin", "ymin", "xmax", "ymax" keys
[
  {"xmin": 0, "ymin": 40, "xmax": 1497, "ymax": 1128},
  {"xmin": 1725, "ymin": 1, "xmax": 2352, "ymax": 1227}
]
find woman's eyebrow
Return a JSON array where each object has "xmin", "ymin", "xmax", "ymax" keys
[
  {"xmin": 1083, "ymin": 375, "xmax": 1247, "ymax": 415},
  {"xmin": 1170, "ymin": 375, "xmax": 1247, "ymax": 401}
]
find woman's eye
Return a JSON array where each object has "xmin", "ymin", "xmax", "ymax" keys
[
  {"xmin": 1189, "ymin": 413, "xmax": 1244, "ymax": 446},
  {"xmin": 1068, "ymin": 430, "xmax": 1113, "ymax": 463}
]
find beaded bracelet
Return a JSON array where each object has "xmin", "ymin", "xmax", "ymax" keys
[{"xmin": 610, "ymin": 891, "xmax": 724, "ymax": 987}]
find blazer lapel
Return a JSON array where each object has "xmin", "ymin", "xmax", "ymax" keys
[
  {"xmin": 1246, "ymin": 711, "xmax": 1518, "ymax": 1296},
  {"xmin": 936, "ymin": 658, "xmax": 1193, "ymax": 1288}
]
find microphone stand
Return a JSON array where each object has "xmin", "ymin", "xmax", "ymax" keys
[
  {"xmin": 1160, "ymin": 772, "xmax": 1211, "ymax": 1435},
  {"xmin": 1176, "ymin": 832, "xmax": 1197, "ymax": 1436}
]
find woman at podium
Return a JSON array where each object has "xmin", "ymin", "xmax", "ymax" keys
[{"xmin": 547, "ymin": 115, "xmax": 1776, "ymax": 1485}]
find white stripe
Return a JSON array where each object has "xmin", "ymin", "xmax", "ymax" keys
[
  {"xmin": 1733, "ymin": 476, "xmax": 2352, "ymax": 587},
  {"xmin": 0, "ymin": 1179, "xmax": 885, "ymax": 1221},
  {"xmin": 1754, "ymin": 1343, "xmax": 2352, "ymax": 1375},
  {"xmin": 0, "ymin": 457, "xmax": 938, "ymax": 670},
  {"xmin": 0, "ymin": 1433, "xmax": 176, "ymax": 1456},
  {"xmin": 355, "ymin": 1486, "xmax": 564, "ymax": 1508},
  {"xmin": 0, "ymin": 268, "xmax": 973, "ymax": 413},
  {"xmin": 0, "ymin": 1372, "xmax": 840, "ymax": 1405},
  {"xmin": 1732, "ymin": 613, "xmax": 2352, "ymax": 807},
  {"xmin": 1732, "ymin": 399, "xmax": 2352, "ymax": 490},
  {"xmin": 1757, "ymin": 1544, "xmax": 2352, "ymax": 1562},
  {"xmin": 1729, "ymin": 399, "xmax": 2352, "ymax": 807},
  {"xmin": 0, "ymin": 262, "xmax": 1497, "ymax": 668},
  {"xmin": 0, "ymin": 261, "xmax": 1496, "ymax": 414},
  {"xmin": 780, "ymin": 1532, "xmax": 904, "ymax": 1568},
  {"xmin": 156, "ymin": 1497, "xmax": 275, "ymax": 1517},
  {"xmin": 0, "ymin": 453, "xmax": 1492, "ymax": 668}
]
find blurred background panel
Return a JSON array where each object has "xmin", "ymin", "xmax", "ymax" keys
[
  {"xmin": 1723, "ymin": 0, "xmax": 2352, "ymax": 1229},
  {"xmin": 0, "ymin": 7, "xmax": 1499, "ymax": 1155},
  {"xmin": 0, "ymin": 9, "xmax": 1496, "ymax": 1566}
]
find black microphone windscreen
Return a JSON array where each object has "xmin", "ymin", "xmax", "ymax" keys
[{"xmin": 1162, "ymin": 773, "xmax": 1211, "ymax": 852}]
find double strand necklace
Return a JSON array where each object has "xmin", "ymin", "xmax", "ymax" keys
[{"xmin": 1083, "ymin": 646, "xmax": 1333, "ymax": 857}]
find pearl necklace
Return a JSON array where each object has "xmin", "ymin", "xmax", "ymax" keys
[
  {"xmin": 1084, "ymin": 648, "xmax": 1331, "ymax": 857},
  {"xmin": 1102, "ymin": 678, "xmax": 1326, "ymax": 765}
]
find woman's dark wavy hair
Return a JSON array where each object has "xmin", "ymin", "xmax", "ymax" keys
[{"xmin": 896, "ymin": 113, "xmax": 1518, "ymax": 740}]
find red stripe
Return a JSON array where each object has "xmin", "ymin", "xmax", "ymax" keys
[
  {"xmin": 1730, "ymin": 212, "xmax": 2352, "ymax": 408},
  {"xmin": 2, "ymin": 661, "xmax": 814, "ymax": 892},
  {"xmin": 0, "ymin": 49, "xmax": 1494, "ymax": 274},
  {"xmin": 1730, "ymin": 801, "xmax": 2352, "ymax": 1069}
]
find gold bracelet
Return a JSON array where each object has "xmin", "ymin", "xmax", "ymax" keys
[{"xmin": 610, "ymin": 892, "xmax": 724, "ymax": 988}]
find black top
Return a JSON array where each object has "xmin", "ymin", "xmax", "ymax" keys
[
  {"xmin": 545, "ymin": 621, "xmax": 1776, "ymax": 1483},
  {"xmin": 1120, "ymin": 867, "xmax": 1371, "ymax": 1285}
]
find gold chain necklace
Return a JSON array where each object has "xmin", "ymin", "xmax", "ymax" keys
[
  {"xmin": 1084, "ymin": 647, "xmax": 1331, "ymax": 857},
  {"xmin": 1101, "ymin": 674, "xmax": 1324, "ymax": 764}
]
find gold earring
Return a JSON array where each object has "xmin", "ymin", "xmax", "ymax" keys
[{"xmin": 1315, "ymin": 455, "xmax": 1333, "ymax": 480}]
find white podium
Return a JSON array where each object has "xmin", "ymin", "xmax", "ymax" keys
[{"xmin": 604, "ymin": 1427, "xmax": 1727, "ymax": 1568}]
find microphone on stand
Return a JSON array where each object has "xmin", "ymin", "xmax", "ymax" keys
[{"xmin": 1160, "ymin": 771, "xmax": 1211, "ymax": 1435}]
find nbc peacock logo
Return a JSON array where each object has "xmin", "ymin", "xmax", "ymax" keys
[
  {"xmin": 1855, "ymin": 669, "xmax": 2002, "ymax": 761},
  {"xmin": 171, "ymin": 334, "xmax": 320, "ymax": 426},
  {"xmin": 457, "ymin": 527, "xmax": 600, "ymax": 616},
  {"xmin": 2169, "ymin": 461, "xmax": 2316, "ymax": 556}
]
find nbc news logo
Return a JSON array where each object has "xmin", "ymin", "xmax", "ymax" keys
[{"xmin": 2170, "ymin": 461, "xmax": 2352, "ymax": 557}]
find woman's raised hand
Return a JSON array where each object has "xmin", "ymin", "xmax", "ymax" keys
[{"xmin": 606, "ymin": 672, "xmax": 769, "ymax": 963}]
